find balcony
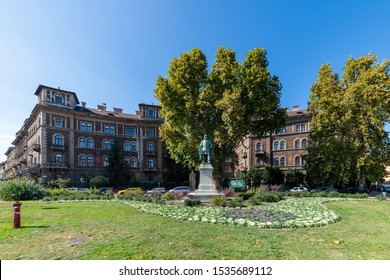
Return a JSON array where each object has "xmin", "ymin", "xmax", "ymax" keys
[
  {"xmin": 43, "ymin": 162, "xmax": 70, "ymax": 170},
  {"xmin": 255, "ymin": 149, "xmax": 266, "ymax": 156},
  {"xmin": 32, "ymin": 144, "xmax": 41, "ymax": 152},
  {"xmin": 146, "ymin": 151, "xmax": 156, "ymax": 156},
  {"xmin": 21, "ymin": 165, "xmax": 41, "ymax": 175},
  {"xmin": 50, "ymin": 144, "xmax": 66, "ymax": 150}
]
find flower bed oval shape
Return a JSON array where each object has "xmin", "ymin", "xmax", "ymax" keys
[
  {"xmin": 121, "ymin": 198, "xmax": 341, "ymax": 229},
  {"xmin": 220, "ymin": 208, "xmax": 295, "ymax": 223}
]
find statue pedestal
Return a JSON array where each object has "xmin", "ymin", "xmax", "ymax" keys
[{"xmin": 188, "ymin": 163, "xmax": 224, "ymax": 202}]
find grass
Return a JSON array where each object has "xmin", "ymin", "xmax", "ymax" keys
[{"xmin": 0, "ymin": 199, "xmax": 389, "ymax": 260}]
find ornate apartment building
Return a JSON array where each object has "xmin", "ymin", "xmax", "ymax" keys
[
  {"xmin": 236, "ymin": 106, "xmax": 312, "ymax": 176},
  {"xmin": 1, "ymin": 85, "xmax": 169, "ymax": 185}
]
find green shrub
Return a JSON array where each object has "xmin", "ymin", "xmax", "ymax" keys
[
  {"xmin": 210, "ymin": 195, "xmax": 227, "ymax": 207},
  {"xmin": 89, "ymin": 176, "xmax": 108, "ymax": 188},
  {"xmin": 184, "ymin": 198, "xmax": 201, "ymax": 207},
  {"xmin": 162, "ymin": 192, "xmax": 176, "ymax": 201},
  {"xmin": 238, "ymin": 189, "xmax": 256, "ymax": 200},
  {"xmin": 0, "ymin": 179, "xmax": 47, "ymax": 201},
  {"xmin": 249, "ymin": 192, "xmax": 282, "ymax": 205},
  {"xmin": 227, "ymin": 196, "xmax": 245, "ymax": 208}
]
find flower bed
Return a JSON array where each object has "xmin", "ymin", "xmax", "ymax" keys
[{"xmin": 121, "ymin": 198, "xmax": 343, "ymax": 229}]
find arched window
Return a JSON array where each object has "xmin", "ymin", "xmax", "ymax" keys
[
  {"xmin": 54, "ymin": 134, "xmax": 63, "ymax": 145},
  {"xmin": 148, "ymin": 108, "xmax": 155, "ymax": 118},
  {"xmin": 79, "ymin": 138, "xmax": 86, "ymax": 148},
  {"xmin": 54, "ymin": 154, "xmax": 63, "ymax": 164},
  {"xmin": 124, "ymin": 157, "xmax": 131, "ymax": 167},
  {"xmin": 273, "ymin": 157, "xmax": 279, "ymax": 166},
  {"xmin": 280, "ymin": 140, "xmax": 286, "ymax": 150},
  {"xmin": 124, "ymin": 141, "xmax": 131, "ymax": 152},
  {"xmin": 294, "ymin": 139, "xmax": 300, "ymax": 149},
  {"xmin": 103, "ymin": 140, "xmax": 110, "ymax": 150},
  {"xmin": 130, "ymin": 157, "xmax": 137, "ymax": 168},
  {"xmin": 131, "ymin": 142, "xmax": 136, "ymax": 152},
  {"xmin": 256, "ymin": 142, "xmax": 263, "ymax": 151},
  {"xmin": 295, "ymin": 156, "xmax": 301, "ymax": 166},
  {"xmin": 148, "ymin": 159, "xmax": 154, "ymax": 168},
  {"xmin": 87, "ymin": 156, "xmax": 93, "ymax": 166},
  {"xmin": 147, "ymin": 143, "xmax": 155, "ymax": 152},
  {"xmin": 87, "ymin": 138, "xmax": 94, "ymax": 149},
  {"xmin": 79, "ymin": 155, "xmax": 87, "ymax": 166},
  {"xmin": 301, "ymin": 139, "xmax": 307, "ymax": 149},
  {"xmin": 110, "ymin": 141, "xmax": 115, "ymax": 148},
  {"xmin": 280, "ymin": 157, "xmax": 286, "ymax": 167},
  {"xmin": 273, "ymin": 141, "xmax": 279, "ymax": 151},
  {"xmin": 103, "ymin": 156, "xmax": 109, "ymax": 167},
  {"xmin": 256, "ymin": 157, "xmax": 264, "ymax": 165}
]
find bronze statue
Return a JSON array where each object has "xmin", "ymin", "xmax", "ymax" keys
[{"xmin": 198, "ymin": 135, "xmax": 213, "ymax": 164}]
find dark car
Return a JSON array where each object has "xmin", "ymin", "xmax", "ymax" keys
[
  {"xmin": 338, "ymin": 186, "xmax": 369, "ymax": 194},
  {"xmin": 99, "ymin": 187, "xmax": 116, "ymax": 193}
]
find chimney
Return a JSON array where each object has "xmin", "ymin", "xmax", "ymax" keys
[
  {"xmin": 97, "ymin": 105, "xmax": 106, "ymax": 111},
  {"xmin": 81, "ymin": 102, "xmax": 86, "ymax": 108},
  {"xmin": 292, "ymin": 105, "xmax": 299, "ymax": 111},
  {"xmin": 113, "ymin": 107, "xmax": 123, "ymax": 114}
]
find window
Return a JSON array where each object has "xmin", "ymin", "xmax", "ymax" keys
[
  {"xmin": 54, "ymin": 135, "xmax": 63, "ymax": 145},
  {"xmin": 273, "ymin": 141, "xmax": 279, "ymax": 151},
  {"xmin": 124, "ymin": 157, "xmax": 131, "ymax": 167},
  {"xmin": 294, "ymin": 139, "xmax": 300, "ymax": 149},
  {"xmin": 147, "ymin": 159, "xmax": 154, "ymax": 168},
  {"xmin": 87, "ymin": 156, "xmax": 93, "ymax": 166},
  {"xmin": 280, "ymin": 128, "xmax": 286, "ymax": 134},
  {"xmin": 87, "ymin": 139, "xmax": 94, "ymax": 149},
  {"xmin": 301, "ymin": 139, "xmax": 307, "ymax": 149},
  {"xmin": 46, "ymin": 90, "xmax": 51, "ymax": 101},
  {"xmin": 295, "ymin": 123, "xmax": 306, "ymax": 133},
  {"xmin": 103, "ymin": 156, "xmax": 109, "ymax": 167},
  {"xmin": 280, "ymin": 157, "xmax": 285, "ymax": 167},
  {"xmin": 131, "ymin": 142, "xmax": 136, "ymax": 152},
  {"xmin": 79, "ymin": 138, "xmax": 86, "ymax": 148},
  {"xmin": 103, "ymin": 140, "xmax": 110, "ymax": 150},
  {"xmin": 280, "ymin": 140, "xmax": 286, "ymax": 150},
  {"xmin": 110, "ymin": 141, "xmax": 115, "ymax": 149},
  {"xmin": 256, "ymin": 158, "xmax": 264, "ymax": 165},
  {"xmin": 79, "ymin": 155, "xmax": 87, "ymax": 166},
  {"xmin": 295, "ymin": 156, "xmax": 301, "ymax": 166},
  {"xmin": 55, "ymin": 118, "xmax": 63, "ymax": 127},
  {"xmin": 300, "ymin": 124, "xmax": 306, "ymax": 132},
  {"xmin": 55, "ymin": 94, "xmax": 63, "ymax": 105},
  {"xmin": 147, "ymin": 128, "xmax": 155, "ymax": 137},
  {"xmin": 87, "ymin": 123, "xmax": 93, "ymax": 132},
  {"xmin": 148, "ymin": 108, "xmax": 155, "ymax": 118},
  {"xmin": 104, "ymin": 125, "xmax": 115, "ymax": 134},
  {"xmin": 273, "ymin": 157, "xmax": 279, "ymax": 166},
  {"xmin": 147, "ymin": 143, "xmax": 155, "ymax": 152},
  {"xmin": 125, "ymin": 126, "xmax": 136, "ymax": 136},
  {"xmin": 54, "ymin": 154, "xmax": 63, "ymax": 164},
  {"xmin": 130, "ymin": 157, "xmax": 137, "ymax": 168},
  {"xmin": 80, "ymin": 122, "xmax": 86, "ymax": 131},
  {"xmin": 124, "ymin": 141, "xmax": 131, "ymax": 152},
  {"xmin": 256, "ymin": 142, "xmax": 263, "ymax": 151}
]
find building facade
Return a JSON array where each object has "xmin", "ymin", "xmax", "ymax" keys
[
  {"xmin": 1, "ymin": 85, "xmax": 169, "ymax": 186},
  {"xmin": 236, "ymin": 106, "xmax": 312, "ymax": 177}
]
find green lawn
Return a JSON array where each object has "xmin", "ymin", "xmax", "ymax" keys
[{"xmin": 0, "ymin": 199, "xmax": 389, "ymax": 260}]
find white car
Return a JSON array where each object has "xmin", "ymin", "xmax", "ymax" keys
[
  {"xmin": 290, "ymin": 186, "xmax": 309, "ymax": 192},
  {"xmin": 146, "ymin": 188, "xmax": 166, "ymax": 194},
  {"xmin": 169, "ymin": 186, "xmax": 190, "ymax": 193}
]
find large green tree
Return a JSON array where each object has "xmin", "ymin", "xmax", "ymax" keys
[
  {"xmin": 154, "ymin": 47, "xmax": 286, "ymax": 179},
  {"xmin": 306, "ymin": 54, "xmax": 390, "ymax": 186},
  {"xmin": 107, "ymin": 141, "xmax": 125, "ymax": 186}
]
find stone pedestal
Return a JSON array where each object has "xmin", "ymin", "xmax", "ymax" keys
[{"xmin": 188, "ymin": 163, "xmax": 224, "ymax": 202}]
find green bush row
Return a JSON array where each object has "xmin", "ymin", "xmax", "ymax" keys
[{"xmin": 285, "ymin": 191, "xmax": 369, "ymax": 199}]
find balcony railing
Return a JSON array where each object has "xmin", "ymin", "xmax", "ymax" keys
[
  {"xmin": 50, "ymin": 144, "xmax": 66, "ymax": 150},
  {"xmin": 255, "ymin": 149, "xmax": 266, "ymax": 155},
  {"xmin": 43, "ymin": 162, "xmax": 70, "ymax": 169}
]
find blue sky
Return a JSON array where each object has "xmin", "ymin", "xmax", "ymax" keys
[{"xmin": 0, "ymin": 0, "xmax": 389, "ymax": 162}]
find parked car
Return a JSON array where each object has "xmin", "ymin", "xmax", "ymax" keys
[
  {"xmin": 65, "ymin": 187, "xmax": 89, "ymax": 192},
  {"xmin": 169, "ymin": 186, "xmax": 190, "ymax": 193},
  {"xmin": 290, "ymin": 186, "xmax": 309, "ymax": 192},
  {"xmin": 382, "ymin": 184, "xmax": 390, "ymax": 192},
  {"xmin": 338, "ymin": 187, "xmax": 369, "ymax": 194},
  {"xmin": 310, "ymin": 186, "xmax": 336, "ymax": 193},
  {"xmin": 99, "ymin": 187, "xmax": 116, "ymax": 193},
  {"xmin": 117, "ymin": 187, "xmax": 144, "ymax": 195},
  {"xmin": 146, "ymin": 188, "xmax": 167, "ymax": 195}
]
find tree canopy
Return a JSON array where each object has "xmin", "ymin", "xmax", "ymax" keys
[
  {"xmin": 154, "ymin": 47, "xmax": 286, "ymax": 177},
  {"xmin": 306, "ymin": 53, "xmax": 390, "ymax": 186}
]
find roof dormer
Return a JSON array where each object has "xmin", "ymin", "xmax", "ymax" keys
[{"xmin": 34, "ymin": 85, "xmax": 80, "ymax": 108}]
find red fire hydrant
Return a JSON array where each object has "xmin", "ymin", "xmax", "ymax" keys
[{"xmin": 13, "ymin": 201, "xmax": 22, "ymax": 228}]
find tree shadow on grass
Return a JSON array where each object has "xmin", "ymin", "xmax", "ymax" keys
[{"xmin": 20, "ymin": 225, "xmax": 50, "ymax": 229}]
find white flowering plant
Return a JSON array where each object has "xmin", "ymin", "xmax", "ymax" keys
[{"xmin": 120, "ymin": 198, "xmax": 345, "ymax": 229}]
